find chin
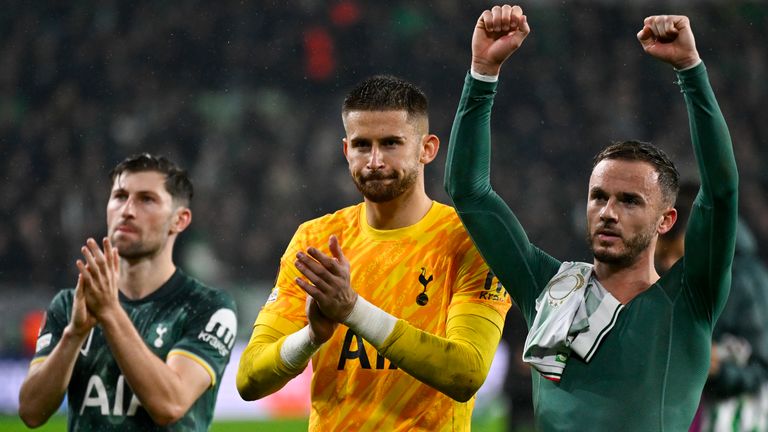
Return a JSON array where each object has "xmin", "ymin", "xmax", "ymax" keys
[
  {"xmin": 594, "ymin": 250, "xmax": 637, "ymax": 267},
  {"xmin": 111, "ymin": 236, "xmax": 132, "ymax": 249},
  {"xmin": 363, "ymin": 193, "xmax": 399, "ymax": 203}
]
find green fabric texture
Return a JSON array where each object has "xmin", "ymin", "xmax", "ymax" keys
[
  {"xmin": 35, "ymin": 270, "xmax": 236, "ymax": 431},
  {"xmin": 445, "ymin": 63, "xmax": 738, "ymax": 431}
]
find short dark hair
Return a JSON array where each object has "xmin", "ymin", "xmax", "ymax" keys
[
  {"xmin": 342, "ymin": 75, "xmax": 429, "ymax": 124},
  {"xmin": 592, "ymin": 140, "xmax": 680, "ymax": 206},
  {"xmin": 109, "ymin": 153, "xmax": 193, "ymax": 205}
]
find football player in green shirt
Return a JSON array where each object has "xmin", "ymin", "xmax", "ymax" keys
[
  {"xmin": 19, "ymin": 154, "xmax": 237, "ymax": 431},
  {"xmin": 446, "ymin": 5, "xmax": 737, "ymax": 431}
]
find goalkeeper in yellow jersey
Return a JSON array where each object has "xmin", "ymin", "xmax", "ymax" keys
[{"xmin": 236, "ymin": 75, "xmax": 511, "ymax": 431}]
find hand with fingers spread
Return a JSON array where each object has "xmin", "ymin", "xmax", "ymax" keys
[
  {"xmin": 294, "ymin": 235, "xmax": 358, "ymax": 323},
  {"xmin": 472, "ymin": 4, "xmax": 531, "ymax": 76},
  {"xmin": 637, "ymin": 15, "xmax": 700, "ymax": 69},
  {"xmin": 76, "ymin": 237, "xmax": 121, "ymax": 320}
]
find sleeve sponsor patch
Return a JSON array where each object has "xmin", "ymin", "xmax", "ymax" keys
[
  {"xmin": 36, "ymin": 333, "xmax": 52, "ymax": 353},
  {"xmin": 266, "ymin": 288, "xmax": 279, "ymax": 305},
  {"xmin": 198, "ymin": 308, "xmax": 237, "ymax": 357}
]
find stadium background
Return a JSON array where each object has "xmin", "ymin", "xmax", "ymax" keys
[{"xmin": 0, "ymin": 1, "xmax": 765, "ymax": 430}]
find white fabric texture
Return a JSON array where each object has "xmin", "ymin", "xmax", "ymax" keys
[{"xmin": 523, "ymin": 261, "xmax": 625, "ymax": 381}]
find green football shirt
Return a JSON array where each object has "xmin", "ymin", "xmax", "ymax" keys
[
  {"xmin": 33, "ymin": 269, "xmax": 237, "ymax": 431},
  {"xmin": 445, "ymin": 63, "xmax": 738, "ymax": 431}
]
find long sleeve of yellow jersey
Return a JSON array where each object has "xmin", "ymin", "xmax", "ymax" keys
[
  {"xmin": 374, "ymin": 302, "xmax": 504, "ymax": 402},
  {"xmin": 236, "ymin": 301, "xmax": 504, "ymax": 403},
  {"xmin": 236, "ymin": 313, "xmax": 307, "ymax": 401}
]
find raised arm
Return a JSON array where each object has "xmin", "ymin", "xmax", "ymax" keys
[
  {"xmin": 445, "ymin": 5, "xmax": 559, "ymax": 318},
  {"xmin": 638, "ymin": 15, "xmax": 738, "ymax": 318}
]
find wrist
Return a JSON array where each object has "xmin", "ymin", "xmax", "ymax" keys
[
  {"xmin": 471, "ymin": 58, "xmax": 502, "ymax": 78},
  {"xmin": 280, "ymin": 327, "xmax": 321, "ymax": 370},
  {"xmin": 94, "ymin": 303, "xmax": 124, "ymax": 330},
  {"xmin": 674, "ymin": 56, "xmax": 701, "ymax": 71},
  {"xmin": 343, "ymin": 295, "xmax": 397, "ymax": 347},
  {"xmin": 63, "ymin": 323, "xmax": 92, "ymax": 341},
  {"xmin": 470, "ymin": 68, "xmax": 499, "ymax": 83}
]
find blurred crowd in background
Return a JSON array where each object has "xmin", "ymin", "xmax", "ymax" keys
[{"xmin": 0, "ymin": 0, "xmax": 766, "ymax": 378}]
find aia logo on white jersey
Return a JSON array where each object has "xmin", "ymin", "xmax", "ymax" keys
[{"xmin": 198, "ymin": 308, "xmax": 237, "ymax": 357}]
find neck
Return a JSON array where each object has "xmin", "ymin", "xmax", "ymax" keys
[
  {"xmin": 655, "ymin": 238, "xmax": 685, "ymax": 274},
  {"xmin": 593, "ymin": 250, "xmax": 659, "ymax": 304},
  {"xmin": 118, "ymin": 244, "xmax": 177, "ymax": 300},
  {"xmin": 364, "ymin": 185, "xmax": 432, "ymax": 230}
]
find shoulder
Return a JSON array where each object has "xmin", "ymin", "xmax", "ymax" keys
[
  {"xmin": 430, "ymin": 201, "xmax": 476, "ymax": 244},
  {"xmin": 39, "ymin": 289, "xmax": 76, "ymax": 322},
  {"xmin": 659, "ymin": 259, "xmax": 686, "ymax": 288},
  {"xmin": 176, "ymin": 271, "xmax": 236, "ymax": 311},
  {"xmin": 53, "ymin": 287, "xmax": 75, "ymax": 300},
  {"xmin": 291, "ymin": 203, "xmax": 362, "ymax": 244},
  {"xmin": 298, "ymin": 203, "xmax": 362, "ymax": 230},
  {"xmin": 50, "ymin": 288, "xmax": 75, "ymax": 308}
]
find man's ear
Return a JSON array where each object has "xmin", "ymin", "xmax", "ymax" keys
[
  {"xmin": 171, "ymin": 207, "xmax": 192, "ymax": 234},
  {"xmin": 657, "ymin": 207, "xmax": 678, "ymax": 235},
  {"xmin": 343, "ymin": 137, "xmax": 350, "ymax": 162},
  {"xmin": 419, "ymin": 134, "xmax": 440, "ymax": 164}
]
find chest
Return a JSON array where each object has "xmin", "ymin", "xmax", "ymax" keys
[
  {"xmin": 74, "ymin": 301, "xmax": 189, "ymax": 373},
  {"xmin": 344, "ymin": 238, "xmax": 461, "ymax": 327}
]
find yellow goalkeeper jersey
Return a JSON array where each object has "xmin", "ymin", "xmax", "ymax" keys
[{"xmin": 256, "ymin": 201, "xmax": 511, "ymax": 431}]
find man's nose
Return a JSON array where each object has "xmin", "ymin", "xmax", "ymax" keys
[
  {"xmin": 367, "ymin": 146, "xmax": 385, "ymax": 170},
  {"xmin": 599, "ymin": 198, "xmax": 618, "ymax": 222},
  {"xmin": 121, "ymin": 197, "xmax": 136, "ymax": 217}
]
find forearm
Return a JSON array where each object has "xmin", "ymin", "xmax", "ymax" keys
[
  {"xmin": 445, "ymin": 73, "xmax": 497, "ymax": 205},
  {"xmin": 679, "ymin": 63, "xmax": 739, "ymax": 316},
  {"xmin": 445, "ymin": 73, "xmax": 559, "ymax": 317},
  {"xmin": 18, "ymin": 327, "xmax": 87, "ymax": 427},
  {"xmin": 348, "ymin": 300, "xmax": 502, "ymax": 402},
  {"xmin": 98, "ymin": 308, "xmax": 195, "ymax": 425},
  {"xmin": 236, "ymin": 323, "xmax": 311, "ymax": 401},
  {"xmin": 678, "ymin": 62, "xmax": 738, "ymax": 202}
]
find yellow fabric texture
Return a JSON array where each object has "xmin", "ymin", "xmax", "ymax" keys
[
  {"xmin": 168, "ymin": 349, "xmax": 218, "ymax": 387},
  {"xmin": 237, "ymin": 202, "xmax": 511, "ymax": 431}
]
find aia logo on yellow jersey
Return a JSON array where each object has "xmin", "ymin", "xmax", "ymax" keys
[{"xmin": 337, "ymin": 329, "xmax": 397, "ymax": 370}]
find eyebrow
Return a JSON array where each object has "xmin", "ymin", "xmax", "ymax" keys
[
  {"xmin": 379, "ymin": 135, "xmax": 405, "ymax": 141},
  {"xmin": 350, "ymin": 134, "xmax": 405, "ymax": 143},
  {"xmin": 111, "ymin": 187, "xmax": 161, "ymax": 197},
  {"xmin": 589, "ymin": 186, "xmax": 606, "ymax": 196},
  {"xmin": 618, "ymin": 191, "xmax": 645, "ymax": 202},
  {"xmin": 589, "ymin": 187, "xmax": 645, "ymax": 201}
]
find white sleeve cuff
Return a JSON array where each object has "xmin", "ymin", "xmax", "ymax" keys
[
  {"xmin": 343, "ymin": 295, "xmax": 397, "ymax": 347},
  {"xmin": 279, "ymin": 326, "xmax": 320, "ymax": 370},
  {"xmin": 470, "ymin": 68, "xmax": 499, "ymax": 83},
  {"xmin": 675, "ymin": 58, "xmax": 703, "ymax": 72}
]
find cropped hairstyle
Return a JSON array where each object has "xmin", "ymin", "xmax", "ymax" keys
[
  {"xmin": 592, "ymin": 140, "xmax": 680, "ymax": 206},
  {"xmin": 109, "ymin": 153, "xmax": 193, "ymax": 206},
  {"xmin": 342, "ymin": 75, "xmax": 429, "ymax": 126}
]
